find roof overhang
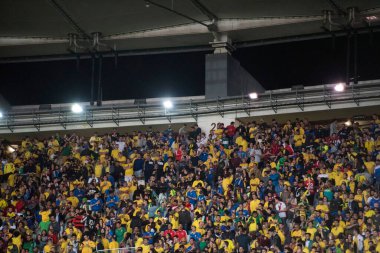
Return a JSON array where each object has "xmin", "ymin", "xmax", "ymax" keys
[{"xmin": 0, "ymin": 0, "xmax": 379, "ymax": 60}]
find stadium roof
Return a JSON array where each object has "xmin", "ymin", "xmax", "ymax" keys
[{"xmin": 0, "ymin": 0, "xmax": 380, "ymax": 59}]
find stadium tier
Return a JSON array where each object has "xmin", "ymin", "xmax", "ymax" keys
[
  {"xmin": 1, "ymin": 1, "xmax": 380, "ymax": 253},
  {"xmin": 1, "ymin": 116, "xmax": 380, "ymax": 253}
]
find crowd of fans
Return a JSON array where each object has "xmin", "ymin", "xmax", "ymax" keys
[{"xmin": 0, "ymin": 115, "xmax": 380, "ymax": 253}]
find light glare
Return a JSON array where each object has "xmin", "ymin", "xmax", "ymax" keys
[
  {"xmin": 345, "ymin": 120, "xmax": 351, "ymax": 126},
  {"xmin": 334, "ymin": 83, "xmax": 345, "ymax": 92},
  {"xmin": 0, "ymin": 112, "xmax": 3, "ymax": 118},
  {"xmin": 71, "ymin": 103, "xmax": 83, "ymax": 113},
  {"xmin": 249, "ymin": 92, "xmax": 258, "ymax": 99},
  {"xmin": 163, "ymin": 100, "xmax": 173, "ymax": 109},
  {"xmin": 366, "ymin": 16, "xmax": 378, "ymax": 21},
  {"xmin": 7, "ymin": 146, "xmax": 15, "ymax": 153}
]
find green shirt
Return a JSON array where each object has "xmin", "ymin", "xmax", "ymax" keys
[
  {"xmin": 115, "ymin": 227, "xmax": 126, "ymax": 243},
  {"xmin": 199, "ymin": 241, "xmax": 207, "ymax": 251},
  {"xmin": 61, "ymin": 146, "xmax": 72, "ymax": 156}
]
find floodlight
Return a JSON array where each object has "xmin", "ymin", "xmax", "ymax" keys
[
  {"xmin": 71, "ymin": 103, "xmax": 83, "ymax": 113},
  {"xmin": 334, "ymin": 83, "xmax": 345, "ymax": 92},
  {"xmin": 163, "ymin": 100, "xmax": 173, "ymax": 109},
  {"xmin": 249, "ymin": 92, "xmax": 258, "ymax": 99},
  {"xmin": 366, "ymin": 16, "xmax": 378, "ymax": 21},
  {"xmin": 0, "ymin": 112, "xmax": 3, "ymax": 118}
]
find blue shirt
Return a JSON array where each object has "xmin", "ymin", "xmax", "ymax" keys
[
  {"xmin": 187, "ymin": 190, "xmax": 198, "ymax": 205},
  {"xmin": 90, "ymin": 198, "xmax": 103, "ymax": 211},
  {"xmin": 206, "ymin": 171, "xmax": 214, "ymax": 185},
  {"xmin": 269, "ymin": 173, "xmax": 280, "ymax": 186},
  {"xmin": 73, "ymin": 188, "xmax": 85, "ymax": 201},
  {"xmin": 199, "ymin": 152, "xmax": 208, "ymax": 162},
  {"xmin": 142, "ymin": 231, "xmax": 155, "ymax": 244},
  {"xmin": 237, "ymin": 151, "xmax": 247, "ymax": 159},
  {"xmin": 234, "ymin": 178, "xmax": 244, "ymax": 188},
  {"xmin": 369, "ymin": 197, "xmax": 380, "ymax": 209},
  {"xmin": 106, "ymin": 195, "xmax": 119, "ymax": 208},
  {"xmin": 108, "ymin": 175, "xmax": 115, "ymax": 187},
  {"xmin": 313, "ymin": 216, "xmax": 323, "ymax": 226},
  {"xmin": 198, "ymin": 195, "xmax": 206, "ymax": 202},
  {"xmin": 189, "ymin": 231, "xmax": 201, "ymax": 241}
]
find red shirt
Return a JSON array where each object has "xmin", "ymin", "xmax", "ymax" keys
[
  {"xmin": 163, "ymin": 229, "xmax": 176, "ymax": 238},
  {"xmin": 304, "ymin": 178, "xmax": 315, "ymax": 194},
  {"xmin": 72, "ymin": 215, "xmax": 85, "ymax": 228},
  {"xmin": 271, "ymin": 143, "xmax": 280, "ymax": 155},
  {"xmin": 15, "ymin": 200, "xmax": 25, "ymax": 213},
  {"xmin": 175, "ymin": 149, "xmax": 183, "ymax": 161},
  {"xmin": 285, "ymin": 145, "xmax": 294, "ymax": 155},
  {"xmin": 226, "ymin": 125, "xmax": 236, "ymax": 137},
  {"xmin": 48, "ymin": 233, "xmax": 58, "ymax": 244},
  {"xmin": 176, "ymin": 229, "xmax": 187, "ymax": 241}
]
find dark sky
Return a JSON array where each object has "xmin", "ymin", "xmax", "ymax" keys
[{"xmin": 0, "ymin": 32, "xmax": 379, "ymax": 106}]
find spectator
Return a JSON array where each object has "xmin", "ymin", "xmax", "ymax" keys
[{"xmin": 0, "ymin": 117, "xmax": 378, "ymax": 253}]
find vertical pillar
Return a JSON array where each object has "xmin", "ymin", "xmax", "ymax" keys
[{"xmin": 205, "ymin": 42, "xmax": 265, "ymax": 99}]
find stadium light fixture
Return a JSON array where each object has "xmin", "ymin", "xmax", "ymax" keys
[
  {"xmin": 249, "ymin": 92, "xmax": 258, "ymax": 99},
  {"xmin": 163, "ymin": 100, "xmax": 173, "ymax": 109},
  {"xmin": 0, "ymin": 111, "xmax": 3, "ymax": 118},
  {"xmin": 366, "ymin": 16, "xmax": 377, "ymax": 21},
  {"xmin": 71, "ymin": 103, "xmax": 83, "ymax": 113},
  {"xmin": 334, "ymin": 83, "xmax": 345, "ymax": 92}
]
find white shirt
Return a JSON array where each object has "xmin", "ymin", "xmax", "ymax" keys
[
  {"xmin": 275, "ymin": 201, "xmax": 287, "ymax": 218},
  {"xmin": 88, "ymin": 177, "xmax": 99, "ymax": 184},
  {"xmin": 254, "ymin": 148, "xmax": 262, "ymax": 163},
  {"xmin": 116, "ymin": 141, "xmax": 125, "ymax": 152},
  {"xmin": 353, "ymin": 234, "xmax": 364, "ymax": 251}
]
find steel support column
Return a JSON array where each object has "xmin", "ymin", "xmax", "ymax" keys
[
  {"xmin": 6, "ymin": 114, "xmax": 14, "ymax": 133},
  {"xmin": 242, "ymin": 95, "xmax": 251, "ymax": 116},
  {"xmin": 324, "ymin": 85, "xmax": 332, "ymax": 108},
  {"xmin": 59, "ymin": 109, "xmax": 67, "ymax": 129},
  {"xmin": 112, "ymin": 107, "xmax": 120, "ymax": 126},
  {"xmin": 217, "ymin": 96, "xmax": 224, "ymax": 117},
  {"xmin": 86, "ymin": 109, "xmax": 94, "ymax": 127},
  {"xmin": 190, "ymin": 100, "xmax": 198, "ymax": 121},
  {"xmin": 270, "ymin": 92, "xmax": 278, "ymax": 113},
  {"xmin": 138, "ymin": 106, "xmax": 146, "ymax": 124},
  {"xmin": 33, "ymin": 113, "xmax": 41, "ymax": 131},
  {"xmin": 296, "ymin": 89, "xmax": 305, "ymax": 111}
]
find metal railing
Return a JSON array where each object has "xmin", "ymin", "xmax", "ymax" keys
[
  {"xmin": 96, "ymin": 247, "xmax": 136, "ymax": 253},
  {"xmin": 1, "ymin": 80, "xmax": 380, "ymax": 132}
]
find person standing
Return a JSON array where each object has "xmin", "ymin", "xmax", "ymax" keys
[
  {"xmin": 275, "ymin": 197, "xmax": 288, "ymax": 230},
  {"xmin": 353, "ymin": 229, "xmax": 364, "ymax": 253},
  {"xmin": 235, "ymin": 227, "xmax": 251, "ymax": 253}
]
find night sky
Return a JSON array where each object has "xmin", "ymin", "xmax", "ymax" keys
[{"xmin": 0, "ymin": 32, "xmax": 379, "ymax": 106}]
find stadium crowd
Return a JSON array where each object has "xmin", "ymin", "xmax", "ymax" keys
[{"xmin": 0, "ymin": 115, "xmax": 380, "ymax": 253}]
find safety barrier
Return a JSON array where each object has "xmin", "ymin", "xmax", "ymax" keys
[{"xmin": 96, "ymin": 247, "xmax": 137, "ymax": 253}]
